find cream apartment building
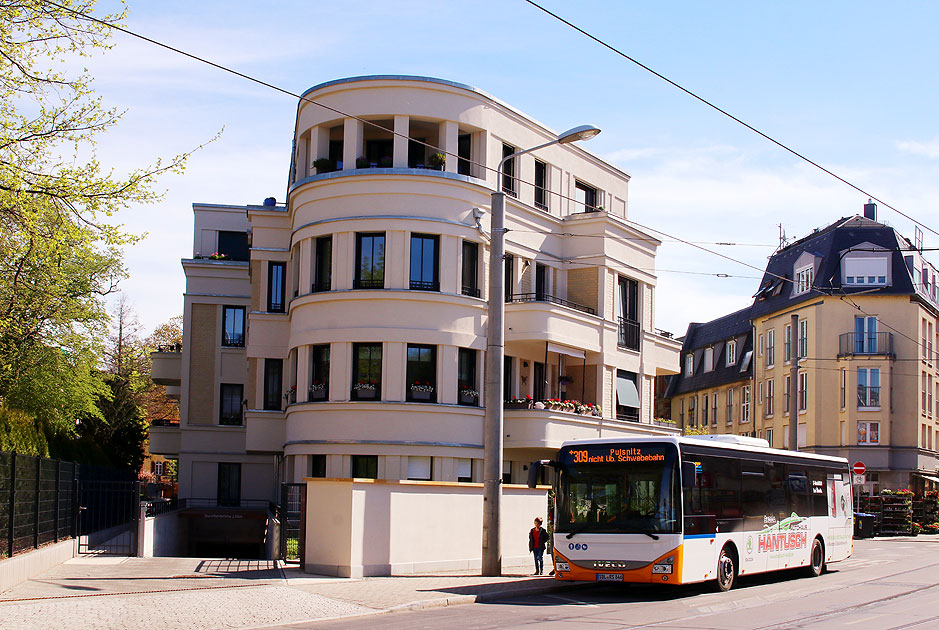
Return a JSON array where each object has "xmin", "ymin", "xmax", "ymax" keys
[
  {"xmin": 150, "ymin": 75, "xmax": 682, "ymax": 510},
  {"xmin": 667, "ymin": 204, "xmax": 939, "ymax": 492}
]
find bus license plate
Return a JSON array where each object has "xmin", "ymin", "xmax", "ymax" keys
[{"xmin": 596, "ymin": 573, "xmax": 623, "ymax": 582}]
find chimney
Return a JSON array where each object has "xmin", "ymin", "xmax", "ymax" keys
[{"xmin": 863, "ymin": 199, "xmax": 877, "ymax": 221}]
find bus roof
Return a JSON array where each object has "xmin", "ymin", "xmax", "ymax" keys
[{"xmin": 558, "ymin": 435, "xmax": 848, "ymax": 465}]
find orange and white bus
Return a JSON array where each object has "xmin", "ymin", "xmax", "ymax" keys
[{"xmin": 529, "ymin": 435, "xmax": 853, "ymax": 590}]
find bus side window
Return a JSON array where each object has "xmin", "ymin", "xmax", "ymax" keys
[
  {"xmin": 787, "ymin": 470, "xmax": 811, "ymax": 518},
  {"xmin": 741, "ymin": 462, "xmax": 771, "ymax": 530}
]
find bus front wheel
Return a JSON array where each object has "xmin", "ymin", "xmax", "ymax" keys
[
  {"xmin": 716, "ymin": 545, "xmax": 737, "ymax": 592},
  {"xmin": 807, "ymin": 537, "xmax": 825, "ymax": 577}
]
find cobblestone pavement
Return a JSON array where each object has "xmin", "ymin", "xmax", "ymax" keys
[{"xmin": 0, "ymin": 557, "xmax": 572, "ymax": 630}]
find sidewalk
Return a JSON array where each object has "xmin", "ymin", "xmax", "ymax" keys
[{"xmin": 0, "ymin": 556, "xmax": 586, "ymax": 630}]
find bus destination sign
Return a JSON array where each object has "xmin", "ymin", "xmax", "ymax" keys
[{"xmin": 566, "ymin": 446, "xmax": 667, "ymax": 464}]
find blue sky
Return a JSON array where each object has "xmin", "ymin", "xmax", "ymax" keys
[{"xmin": 86, "ymin": 0, "xmax": 939, "ymax": 336}]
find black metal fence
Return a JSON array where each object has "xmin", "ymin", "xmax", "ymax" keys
[
  {"xmin": 0, "ymin": 451, "xmax": 138, "ymax": 559},
  {"xmin": 279, "ymin": 483, "xmax": 306, "ymax": 568}
]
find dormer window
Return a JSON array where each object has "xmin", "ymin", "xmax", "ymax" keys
[
  {"xmin": 795, "ymin": 264, "xmax": 814, "ymax": 295},
  {"xmin": 704, "ymin": 347, "xmax": 714, "ymax": 372},
  {"xmin": 726, "ymin": 339, "xmax": 737, "ymax": 366},
  {"xmin": 844, "ymin": 257, "xmax": 888, "ymax": 286},
  {"xmin": 685, "ymin": 353, "xmax": 693, "ymax": 376}
]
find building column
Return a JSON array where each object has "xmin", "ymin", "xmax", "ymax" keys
[
  {"xmin": 330, "ymin": 342, "xmax": 350, "ymax": 402},
  {"xmin": 393, "ymin": 115, "xmax": 409, "ymax": 168},
  {"xmin": 343, "ymin": 117, "xmax": 363, "ymax": 171},
  {"xmin": 310, "ymin": 125, "xmax": 329, "ymax": 173},
  {"xmin": 440, "ymin": 120, "xmax": 459, "ymax": 173},
  {"xmin": 440, "ymin": 345, "xmax": 458, "ymax": 404},
  {"xmin": 297, "ymin": 345, "xmax": 310, "ymax": 402}
]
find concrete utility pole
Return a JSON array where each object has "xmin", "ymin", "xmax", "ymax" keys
[
  {"xmin": 481, "ymin": 125, "xmax": 600, "ymax": 577},
  {"xmin": 789, "ymin": 313, "xmax": 799, "ymax": 451}
]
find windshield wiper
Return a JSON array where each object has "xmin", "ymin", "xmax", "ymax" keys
[
  {"xmin": 644, "ymin": 532, "xmax": 660, "ymax": 540},
  {"xmin": 565, "ymin": 523, "xmax": 592, "ymax": 539}
]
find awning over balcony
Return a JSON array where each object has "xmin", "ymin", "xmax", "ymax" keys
[
  {"xmin": 547, "ymin": 342, "xmax": 585, "ymax": 359},
  {"xmin": 616, "ymin": 376, "xmax": 640, "ymax": 408}
]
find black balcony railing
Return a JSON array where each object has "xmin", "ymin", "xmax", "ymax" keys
[
  {"xmin": 618, "ymin": 317, "xmax": 641, "ymax": 351},
  {"xmin": 838, "ymin": 332, "xmax": 894, "ymax": 357},
  {"xmin": 409, "ymin": 280, "xmax": 440, "ymax": 292},
  {"xmin": 461, "ymin": 285, "xmax": 481, "ymax": 298},
  {"xmin": 311, "ymin": 281, "xmax": 331, "ymax": 293},
  {"xmin": 508, "ymin": 292, "xmax": 595, "ymax": 315},
  {"xmin": 354, "ymin": 278, "xmax": 385, "ymax": 290}
]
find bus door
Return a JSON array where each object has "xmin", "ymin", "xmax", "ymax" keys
[
  {"xmin": 683, "ymin": 455, "xmax": 742, "ymax": 580},
  {"xmin": 827, "ymin": 471, "xmax": 853, "ymax": 560},
  {"xmin": 740, "ymin": 461, "xmax": 773, "ymax": 574}
]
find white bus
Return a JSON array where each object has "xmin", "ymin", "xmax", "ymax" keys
[{"xmin": 528, "ymin": 435, "xmax": 853, "ymax": 590}]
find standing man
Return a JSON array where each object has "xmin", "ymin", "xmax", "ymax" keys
[{"xmin": 529, "ymin": 517, "xmax": 548, "ymax": 575}]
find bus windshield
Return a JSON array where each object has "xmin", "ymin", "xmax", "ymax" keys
[{"xmin": 556, "ymin": 442, "xmax": 680, "ymax": 536}]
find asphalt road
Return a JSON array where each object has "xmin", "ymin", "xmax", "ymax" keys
[{"xmin": 295, "ymin": 538, "xmax": 939, "ymax": 630}]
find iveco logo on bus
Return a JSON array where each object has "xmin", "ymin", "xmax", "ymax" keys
[{"xmin": 758, "ymin": 531, "xmax": 807, "ymax": 553}]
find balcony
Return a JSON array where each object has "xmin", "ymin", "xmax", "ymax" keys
[
  {"xmin": 151, "ymin": 347, "xmax": 182, "ymax": 386},
  {"xmin": 508, "ymin": 293, "xmax": 595, "ymax": 316},
  {"xmin": 618, "ymin": 317, "xmax": 641, "ymax": 351},
  {"xmin": 838, "ymin": 332, "xmax": 895, "ymax": 358},
  {"xmin": 504, "ymin": 407, "xmax": 680, "ymax": 449}
]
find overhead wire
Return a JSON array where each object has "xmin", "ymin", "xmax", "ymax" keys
[{"xmin": 522, "ymin": 0, "xmax": 939, "ymax": 240}]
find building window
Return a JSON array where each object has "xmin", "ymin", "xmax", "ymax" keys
[
  {"xmin": 924, "ymin": 319, "xmax": 928, "ymax": 358},
  {"xmin": 725, "ymin": 389, "xmax": 734, "ymax": 424},
  {"xmin": 843, "ymin": 257, "xmax": 887, "ymax": 285},
  {"xmin": 766, "ymin": 329, "xmax": 775, "ymax": 367},
  {"xmin": 765, "ymin": 428, "xmax": 774, "ymax": 448},
  {"xmin": 798, "ymin": 371, "xmax": 808, "ymax": 411},
  {"xmin": 858, "ymin": 421, "xmax": 880, "ymax": 445},
  {"xmin": 741, "ymin": 386, "xmax": 751, "ymax": 423},
  {"xmin": 533, "ymin": 361, "xmax": 546, "ymax": 402},
  {"xmin": 535, "ymin": 263, "xmax": 548, "ymax": 301},
  {"xmin": 309, "ymin": 344, "xmax": 330, "ymax": 401},
  {"xmin": 784, "ymin": 324, "xmax": 792, "ymax": 362},
  {"xmin": 795, "ymin": 264, "xmax": 814, "ymax": 295},
  {"xmin": 222, "ymin": 306, "xmax": 245, "ymax": 347},
  {"xmin": 924, "ymin": 371, "xmax": 929, "ymax": 412},
  {"xmin": 312, "ymin": 235, "xmax": 332, "ymax": 292},
  {"xmin": 930, "ymin": 374, "xmax": 934, "ymax": 416},
  {"xmin": 458, "ymin": 348, "xmax": 478, "ymax": 406},
  {"xmin": 784, "ymin": 375, "xmax": 791, "ymax": 414},
  {"xmin": 711, "ymin": 394, "xmax": 718, "ymax": 426},
  {"xmin": 351, "ymin": 455, "xmax": 378, "ymax": 479},
  {"xmin": 309, "ymin": 455, "xmax": 326, "ymax": 478},
  {"xmin": 219, "ymin": 384, "xmax": 244, "ymax": 425},
  {"xmin": 263, "ymin": 359, "xmax": 282, "ymax": 411},
  {"xmin": 798, "ymin": 319, "xmax": 808, "ymax": 358},
  {"xmin": 461, "ymin": 240, "xmax": 479, "ymax": 297},
  {"xmin": 840, "ymin": 368, "xmax": 846, "ymax": 410},
  {"xmin": 504, "ymin": 355, "xmax": 514, "ymax": 401},
  {"xmin": 679, "ymin": 399, "xmax": 685, "ymax": 425},
  {"xmin": 534, "ymin": 159, "xmax": 548, "ymax": 210},
  {"xmin": 217, "ymin": 463, "xmax": 241, "ymax": 507},
  {"xmin": 457, "ymin": 458, "xmax": 473, "ymax": 483},
  {"xmin": 615, "ymin": 370, "xmax": 640, "ymax": 422},
  {"xmin": 758, "ymin": 334, "xmax": 763, "ymax": 357},
  {"xmin": 685, "ymin": 353, "xmax": 693, "ymax": 376},
  {"xmin": 217, "ymin": 230, "xmax": 250, "ymax": 261},
  {"xmin": 854, "ymin": 316, "xmax": 878, "ymax": 353},
  {"xmin": 727, "ymin": 340, "xmax": 737, "ymax": 366},
  {"xmin": 458, "ymin": 133, "xmax": 471, "ymax": 176},
  {"xmin": 502, "ymin": 143, "xmax": 517, "ymax": 196},
  {"xmin": 268, "ymin": 262, "xmax": 286, "ymax": 312},
  {"xmin": 502, "ymin": 460, "xmax": 512, "ymax": 485},
  {"xmin": 688, "ymin": 396, "xmax": 696, "ymax": 426},
  {"xmin": 409, "ymin": 234, "xmax": 439, "ymax": 291},
  {"xmin": 407, "ymin": 456, "xmax": 432, "ymax": 481},
  {"xmin": 352, "ymin": 343, "xmax": 382, "ymax": 401},
  {"xmin": 704, "ymin": 347, "xmax": 714, "ymax": 372},
  {"xmin": 617, "ymin": 276, "xmax": 640, "ymax": 350},
  {"xmin": 504, "ymin": 254, "xmax": 514, "ymax": 302},
  {"xmin": 574, "ymin": 180, "xmax": 598, "ymax": 212},
  {"xmin": 406, "ymin": 344, "xmax": 437, "ymax": 403},
  {"xmin": 702, "ymin": 394, "xmax": 709, "ymax": 425},
  {"xmin": 765, "ymin": 379, "xmax": 774, "ymax": 417},
  {"xmin": 355, "ymin": 233, "xmax": 385, "ymax": 289}
]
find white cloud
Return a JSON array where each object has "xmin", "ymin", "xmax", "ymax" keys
[{"xmin": 896, "ymin": 138, "xmax": 939, "ymax": 159}]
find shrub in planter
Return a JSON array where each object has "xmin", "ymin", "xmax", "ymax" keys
[
  {"xmin": 428, "ymin": 152, "xmax": 446, "ymax": 170},
  {"xmin": 313, "ymin": 158, "xmax": 332, "ymax": 172},
  {"xmin": 379, "ymin": 156, "xmax": 393, "ymax": 168}
]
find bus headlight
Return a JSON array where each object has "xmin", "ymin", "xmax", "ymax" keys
[
  {"xmin": 652, "ymin": 555, "xmax": 675, "ymax": 574},
  {"xmin": 555, "ymin": 561, "xmax": 570, "ymax": 572}
]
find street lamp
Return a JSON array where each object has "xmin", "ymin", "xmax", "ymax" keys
[{"xmin": 482, "ymin": 124, "xmax": 600, "ymax": 576}]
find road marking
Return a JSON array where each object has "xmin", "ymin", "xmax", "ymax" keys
[
  {"xmin": 546, "ymin": 595, "xmax": 599, "ymax": 607},
  {"xmin": 844, "ymin": 614, "xmax": 879, "ymax": 625}
]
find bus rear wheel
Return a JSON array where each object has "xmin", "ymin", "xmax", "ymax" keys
[
  {"xmin": 716, "ymin": 545, "xmax": 737, "ymax": 592},
  {"xmin": 807, "ymin": 537, "xmax": 825, "ymax": 577}
]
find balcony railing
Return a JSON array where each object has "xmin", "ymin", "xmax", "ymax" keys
[
  {"xmin": 311, "ymin": 281, "xmax": 331, "ymax": 293},
  {"xmin": 838, "ymin": 332, "xmax": 895, "ymax": 357},
  {"xmin": 508, "ymin": 292, "xmax": 595, "ymax": 315},
  {"xmin": 618, "ymin": 317, "xmax": 641, "ymax": 351},
  {"xmin": 409, "ymin": 280, "xmax": 440, "ymax": 292},
  {"xmin": 461, "ymin": 285, "xmax": 481, "ymax": 298},
  {"xmin": 353, "ymin": 278, "xmax": 385, "ymax": 290}
]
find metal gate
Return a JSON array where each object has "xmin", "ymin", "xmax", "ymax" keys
[
  {"xmin": 279, "ymin": 483, "xmax": 306, "ymax": 568},
  {"xmin": 77, "ymin": 480, "xmax": 140, "ymax": 555}
]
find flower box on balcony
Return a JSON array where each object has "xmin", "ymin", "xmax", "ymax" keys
[
  {"xmin": 309, "ymin": 385, "xmax": 327, "ymax": 401},
  {"xmin": 410, "ymin": 383, "xmax": 435, "ymax": 401},
  {"xmin": 504, "ymin": 399, "xmax": 532, "ymax": 410},
  {"xmin": 353, "ymin": 382, "xmax": 377, "ymax": 400},
  {"xmin": 459, "ymin": 389, "xmax": 479, "ymax": 405}
]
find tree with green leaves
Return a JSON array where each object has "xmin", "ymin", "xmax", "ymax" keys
[{"xmin": 0, "ymin": 1, "xmax": 199, "ymax": 443}]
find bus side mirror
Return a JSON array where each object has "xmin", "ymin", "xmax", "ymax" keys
[
  {"xmin": 681, "ymin": 461, "xmax": 697, "ymax": 488},
  {"xmin": 528, "ymin": 460, "xmax": 554, "ymax": 488}
]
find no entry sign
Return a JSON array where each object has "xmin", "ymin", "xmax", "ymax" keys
[{"xmin": 853, "ymin": 461, "xmax": 866, "ymax": 475}]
